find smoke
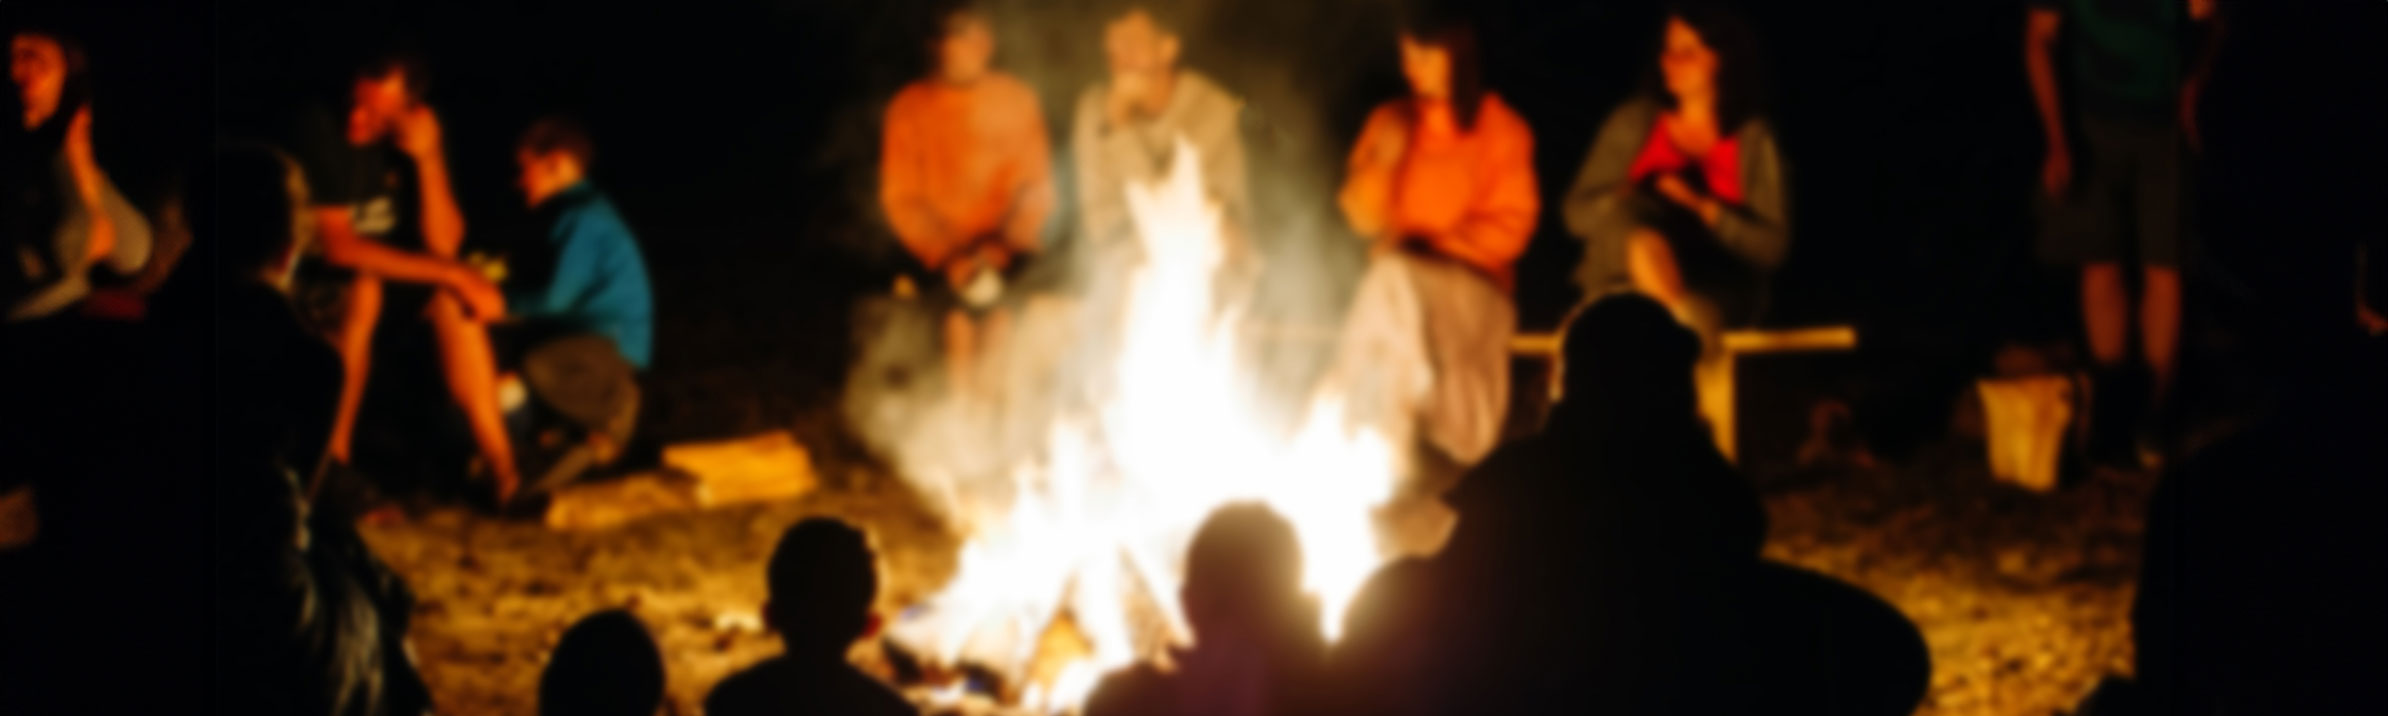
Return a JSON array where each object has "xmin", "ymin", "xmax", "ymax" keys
[{"xmin": 840, "ymin": 0, "xmax": 1415, "ymax": 525}]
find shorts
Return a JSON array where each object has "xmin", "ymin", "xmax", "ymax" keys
[
  {"xmin": 490, "ymin": 325, "xmax": 640, "ymax": 447},
  {"xmin": 289, "ymin": 262, "xmax": 437, "ymax": 338},
  {"xmin": 2036, "ymin": 113, "xmax": 2185, "ymax": 268}
]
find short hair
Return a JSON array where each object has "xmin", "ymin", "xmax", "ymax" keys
[
  {"xmin": 1558, "ymin": 293, "xmax": 1700, "ymax": 410},
  {"xmin": 518, "ymin": 116, "xmax": 596, "ymax": 168},
  {"xmin": 766, "ymin": 519, "xmax": 878, "ymax": 647},
  {"xmin": 190, "ymin": 143, "xmax": 311, "ymax": 278},
  {"xmin": 1652, "ymin": 0, "xmax": 1769, "ymax": 133},
  {"xmin": 927, "ymin": 0, "xmax": 989, "ymax": 37},
  {"xmin": 1182, "ymin": 503, "xmax": 1304, "ymax": 628},
  {"xmin": 1104, "ymin": 0, "xmax": 1190, "ymax": 38},
  {"xmin": 352, "ymin": 46, "xmax": 430, "ymax": 99},
  {"xmin": 539, "ymin": 610, "xmax": 666, "ymax": 716}
]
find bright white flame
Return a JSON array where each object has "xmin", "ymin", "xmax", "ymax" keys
[{"xmin": 886, "ymin": 137, "xmax": 1404, "ymax": 712}]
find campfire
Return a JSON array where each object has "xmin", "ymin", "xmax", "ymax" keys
[{"xmin": 877, "ymin": 138, "xmax": 1407, "ymax": 713}]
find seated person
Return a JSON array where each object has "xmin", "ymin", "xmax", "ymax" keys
[
  {"xmin": 170, "ymin": 144, "xmax": 433, "ymax": 716},
  {"xmin": 286, "ymin": 50, "xmax": 517, "ymax": 503},
  {"xmin": 1562, "ymin": 2, "xmax": 1787, "ymax": 339},
  {"xmin": 705, "ymin": 518, "xmax": 912, "ymax": 716},
  {"xmin": 880, "ymin": 0, "xmax": 1054, "ymax": 401},
  {"xmin": 492, "ymin": 116, "xmax": 653, "ymax": 496},
  {"xmin": 540, "ymin": 609, "xmax": 666, "ymax": 716},
  {"xmin": 1329, "ymin": 294, "xmax": 1765, "ymax": 715},
  {"xmin": 5, "ymin": 27, "xmax": 153, "ymax": 322},
  {"xmin": 1334, "ymin": 7, "xmax": 1538, "ymax": 470},
  {"xmin": 1086, "ymin": 503, "xmax": 1328, "ymax": 716}
]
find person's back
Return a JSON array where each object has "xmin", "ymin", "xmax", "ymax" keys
[
  {"xmin": 1086, "ymin": 504, "xmax": 1327, "ymax": 716},
  {"xmin": 705, "ymin": 518, "xmax": 913, "ymax": 716},
  {"xmin": 1332, "ymin": 295, "xmax": 1764, "ymax": 714}
]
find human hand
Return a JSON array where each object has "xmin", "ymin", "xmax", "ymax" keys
[
  {"xmin": 1107, "ymin": 72, "xmax": 1151, "ymax": 125},
  {"xmin": 2041, "ymin": 146, "xmax": 2073, "ymax": 199},
  {"xmin": 392, "ymin": 104, "xmax": 446, "ymax": 159},
  {"xmin": 448, "ymin": 269, "xmax": 506, "ymax": 322}
]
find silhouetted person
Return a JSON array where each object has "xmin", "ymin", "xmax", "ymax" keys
[
  {"xmin": 3, "ymin": 26, "xmax": 152, "ymax": 321},
  {"xmin": 186, "ymin": 144, "xmax": 435, "ymax": 716},
  {"xmin": 1335, "ymin": 5, "xmax": 1539, "ymax": 467},
  {"xmin": 1332, "ymin": 293, "xmax": 1764, "ymax": 715},
  {"xmin": 541, "ymin": 609, "xmax": 666, "ymax": 716},
  {"xmin": 1564, "ymin": 2, "xmax": 1786, "ymax": 341},
  {"xmin": 286, "ymin": 48, "xmax": 522, "ymax": 504},
  {"xmin": 881, "ymin": 0, "xmax": 1054, "ymax": 404},
  {"xmin": 1086, "ymin": 503, "xmax": 1327, "ymax": 716},
  {"xmin": 2025, "ymin": 0, "xmax": 2222, "ymax": 464},
  {"xmin": 2074, "ymin": 329, "xmax": 2388, "ymax": 715},
  {"xmin": 705, "ymin": 518, "xmax": 913, "ymax": 716}
]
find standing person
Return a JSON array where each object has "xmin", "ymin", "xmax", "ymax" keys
[
  {"xmin": 1332, "ymin": 6, "xmax": 1538, "ymax": 470},
  {"xmin": 880, "ymin": 0, "xmax": 1054, "ymax": 403},
  {"xmin": 493, "ymin": 117, "xmax": 652, "ymax": 496},
  {"xmin": 288, "ymin": 50, "xmax": 522, "ymax": 504},
  {"xmin": 1073, "ymin": 1, "xmax": 1251, "ymax": 281},
  {"xmin": 1561, "ymin": 1, "xmax": 1786, "ymax": 339},
  {"xmin": 4, "ymin": 27, "xmax": 152, "ymax": 321},
  {"xmin": 704, "ymin": 519, "xmax": 913, "ymax": 716},
  {"xmin": 2026, "ymin": 0, "xmax": 2221, "ymax": 463}
]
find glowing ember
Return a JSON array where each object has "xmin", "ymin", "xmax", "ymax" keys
[{"xmin": 885, "ymin": 137, "xmax": 1405, "ymax": 712}]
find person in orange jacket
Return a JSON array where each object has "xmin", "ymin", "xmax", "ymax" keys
[
  {"xmin": 1335, "ymin": 6, "xmax": 1538, "ymax": 469},
  {"xmin": 880, "ymin": 0, "xmax": 1055, "ymax": 401}
]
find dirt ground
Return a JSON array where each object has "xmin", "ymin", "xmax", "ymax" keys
[{"xmin": 363, "ymin": 432, "xmax": 2148, "ymax": 716}]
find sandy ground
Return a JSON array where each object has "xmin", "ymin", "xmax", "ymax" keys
[{"xmin": 362, "ymin": 434, "xmax": 2147, "ymax": 716}]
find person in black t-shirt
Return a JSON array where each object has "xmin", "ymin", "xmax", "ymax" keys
[{"xmin": 289, "ymin": 51, "xmax": 524, "ymax": 505}]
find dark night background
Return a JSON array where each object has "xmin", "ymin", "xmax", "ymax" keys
[
  {"xmin": 0, "ymin": 0, "xmax": 2355, "ymax": 516},
  {"xmin": 1, "ymin": 0, "xmax": 2384, "ymax": 712}
]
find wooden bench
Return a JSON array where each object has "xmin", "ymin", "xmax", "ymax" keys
[{"xmin": 1509, "ymin": 325, "xmax": 1859, "ymax": 464}]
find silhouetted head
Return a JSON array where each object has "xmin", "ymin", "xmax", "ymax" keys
[
  {"xmin": 185, "ymin": 143, "xmax": 313, "ymax": 291},
  {"xmin": 540, "ymin": 610, "xmax": 666, "ymax": 716},
  {"xmin": 1181, "ymin": 503, "xmax": 1314, "ymax": 646},
  {"xmin": 1653, "ymin": 1, "xmax": 1766, "ymax": 133},
  {"xmin": 1554, "ymin": 294, "xmax": 1702, "ymax": 426},
  {"xmin": 517, "ymin": 115, "xmax": 594, "ymax": 209},
  {"xmin": 345, "ymin": 48, "xmax": 426, "ymax": 147},
  {"xmin": 1397, "ymin": 3, "xmax": 1484, "ymax": 131},
  {"xmin": 928, "ymin": 0, "xmax": 995, "ymax": 84},
  {"xmin": 9, "ymin": 28, "xmax": 85, "ymax": 132},
  {"xmin": 764, "ymin": 518, "xmax": 880, "ymax": 659}
]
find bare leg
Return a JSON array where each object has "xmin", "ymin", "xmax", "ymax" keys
[
  {"xmin": 945, "ymin": 309, "xmax": 978, "ymax": 400},
  {"xmin": 2081, "ymin": 261, "xmax": 2130, "ymax": 367},
  {"xmin": 2140, "ymin": 265, "xmax": 2182, "ymax": 399},
  {"xmin": 328, "ymin": 275, "xmax": 383, "ymax": 465},
  {"xmin": 428, "ymin": 293, "xmax": 519, "ymax": 502},
  {"xmin": 1625, "ymin": 228, "xmax": 1690, "ymax": 314}
]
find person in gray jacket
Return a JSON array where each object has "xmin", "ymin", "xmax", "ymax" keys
[{"xmin": 1562, "ymin": 2, "xmax": 1784, "ymax": 336}]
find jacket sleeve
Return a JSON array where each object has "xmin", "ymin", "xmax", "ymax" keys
[
  {"xmin": 1713, "ymin": 121, "xmax": 1790, "ymax": 271},
  {"xmin": 1072, "ymin": 88, "xmax": 1131, "ymax": 249},
  {"xmin": 878, "ymin": 92, "xmax": 952, "ymax": 268},
  {"xmin": 1002, "ymin": 86, "xmax": 1057, "ymax": 255},
  {"xmin": 1561, "ymin": 100, "xmax": 1654, "ymax": 245},
  {"xmin": 1444, "ymin": 112, "xmax": 1540, "ymax": 272},
  {"xmin": 1191, "ymin": 86, "xmax": 1252, "ymax": 236},
  {"xmin": 1338, "ymin": 106, "xmax": 1402, "ymax": 242}
]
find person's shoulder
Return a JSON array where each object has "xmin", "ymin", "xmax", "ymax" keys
[
  {"xmin": 1477, "ymin": 94, "xmax": 1534, "ymax": 137},
  {"xmin": 1083, "ymin": 663, "xmax": 1172, "ymax": 716},
  {"xmin": 1179, "ymin": 70, "xmax": 1242, "ymax": 111},
  {"xmin": 889, "ymin": 80, "xmax": 939, "ymax": 115},
  {"xmin": 702, "ymin": 660, "xmax": 780, "ymax": 716}
]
